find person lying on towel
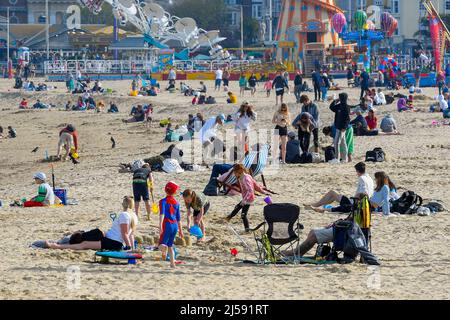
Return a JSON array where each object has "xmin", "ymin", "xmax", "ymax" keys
[
  {"xmin": 45, "ymin": 196, "xmax": 138, "ymax": 251},
  {"xmin": 23, "ymin": 173, "xmax": 57, "ymax": 207}
]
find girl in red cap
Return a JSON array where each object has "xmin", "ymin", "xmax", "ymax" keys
[{"xmin": 159, "ymin": 181, "xmax": 184, "ymax": 267}]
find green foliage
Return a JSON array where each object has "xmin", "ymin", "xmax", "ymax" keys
[
  {"xmin": 243, "ymin": 18, "xmax": 260, "ymax": 45},
  {"xmin": 170, "ymin": 0, "xmax": 228, "ymax": 31},
  {"xmin": 80, "ymin": 3, "xmax": 115, "ymax": 25}
]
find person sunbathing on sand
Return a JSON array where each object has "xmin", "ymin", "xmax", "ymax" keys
[
  {"xmin": 305, "ymin": 162, "xmax": 373, "ymax": 214},
  {"xmin": 46, "ymin": 196, "xmax": 138, "ymax": 251}
]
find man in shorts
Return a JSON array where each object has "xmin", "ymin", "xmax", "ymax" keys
[
  {"xmin": 132, "ymin": 163, "xmax": 153, "ymax": 219},
  {"xmin": 305, "ymin": 162, "xmax": 374, "ymax": 214}
]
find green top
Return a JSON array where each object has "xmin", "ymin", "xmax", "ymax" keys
[{"xmin": 187, "ymin": 193, "xmax": 209, "ymax": 212}]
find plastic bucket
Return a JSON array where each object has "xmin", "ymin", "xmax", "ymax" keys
[{"xmin": 54, "ymin": 188, "xmax": 67, "ymax": 205}]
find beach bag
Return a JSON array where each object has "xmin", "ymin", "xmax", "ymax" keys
[
  {"xmin": 311, "ymin": 153, "xmax": 322, "ymax": 163},
  {"xmin": 365, "ymin": 147, "xmax": 385, "ymax": 162},
  {"xmin": 131, "ymin": 159, "xmax": 145, "ymax": 172},
  {"xmin": 203, "ymin": 178, "xmax": 219, "ymax": 196},
  {"xmin": 391, "ymin": 191, "xmax": 423, "ymax": 215},
  {"xmin": 325, "ymin": 146, "xmax": 336, "ymax": 162},
  {"xmin": 162, "ymin": 159, "xmax": 184, "ymax": 174}
]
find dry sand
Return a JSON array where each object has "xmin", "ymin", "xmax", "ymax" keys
[{"xmin": 0, "ymin": 78, "xmax": 449, "ymax": 300}]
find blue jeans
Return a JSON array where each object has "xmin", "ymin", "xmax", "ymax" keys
[
  {"xmin": 321, "ymin": 87, "xmax": 328, "ymax": 101},
  {"xmin": 210, "ymin": 164, "xmax": 233, "ymax": 180}
]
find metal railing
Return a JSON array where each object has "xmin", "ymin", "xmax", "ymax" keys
[{"xmin": 44, "ymin": 59, "xmax": 263, "ymax": 74}]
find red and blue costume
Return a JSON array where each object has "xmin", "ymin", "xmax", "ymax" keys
[{"xmin": 159, "ymin": 196, "xmax": 180, "ymax": 248}]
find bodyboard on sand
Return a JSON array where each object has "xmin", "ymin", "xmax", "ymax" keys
[{"xmin": 95, "ymin": 251, "xmax": 143, "ymax": 264}]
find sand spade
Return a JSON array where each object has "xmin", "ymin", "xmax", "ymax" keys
[
  {"xmin": 148, "ymin": 180, "xmax": 159, "ymax": 219},
  {"xmin": 109, "ymin": 213, "xmax": 117, "ymax": 222}
]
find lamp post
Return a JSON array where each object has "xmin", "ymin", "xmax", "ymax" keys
[
  {"xmin": 6, "ymin": 7, "xmax": 10, "ymax": 65},
  {"xmin": 46, "ymin": 0, "xmax": 49, "ymax": 60},
  {"xmin": 240, "ymin": 4, "xmax": 244, "ymax": 59}
]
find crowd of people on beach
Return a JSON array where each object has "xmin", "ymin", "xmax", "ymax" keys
[{"xmin": 10, "ymin": 62, "xmax": 447, "ymax": 268}]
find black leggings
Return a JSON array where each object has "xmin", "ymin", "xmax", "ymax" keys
[
  {"xmin": 314, "ymin": 84, "xmax": 321, "ymax": 101},
  {"xmin": 228, "ymin": 202, "xmax": 251, "ymax": 230},
  {"xmin": 298, "ymin": 129, "xmax": 311, "ymax": 153}
]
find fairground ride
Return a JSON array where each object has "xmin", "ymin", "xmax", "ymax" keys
[{"xmin": 79, "ymin": 0, "xmax": 230, "ymax": 60}]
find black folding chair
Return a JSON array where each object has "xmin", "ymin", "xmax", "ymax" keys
[{"xmin": 251, "ymin": 203, "xmax": 303, "ymax": 264}]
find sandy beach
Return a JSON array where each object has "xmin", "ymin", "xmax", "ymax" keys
[{"xmin": 0, "ymin": 77, "xmax": 449, "ymax": 300}]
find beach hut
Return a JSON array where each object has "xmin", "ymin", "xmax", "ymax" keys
[{"xmin": 275, "ymin": 0, "xmax": 343, "ymax": 73}]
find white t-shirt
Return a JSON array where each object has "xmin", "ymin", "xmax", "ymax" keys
[
  {"xmin": 168, "ymin": 70, "xmax": 176, "ymax": 80},
  {"xmin": 198, "ymin": 117, "xmax": 218, "ymax": 144},
  {"xmin": 215, "ymin": 69, "xmax": 223, "ymax": 80},
  {"xmin": 355, "ymin": 174, "xmax": 374, "ymax": 198},
  {"xmin": 105, "ymin": 212, "xmax": 137, "ymax": 244},
  {"xmin": 375, "ymin": 92, "xmax": 386, "ymax": 105},
  {"xmin": 232, "ymin": 112, "xmax": 257, "ymax": 132}
]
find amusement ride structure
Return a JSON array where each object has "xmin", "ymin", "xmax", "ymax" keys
[{"xmin": 79, "ymin": 0, "xmax": 229, "ymax": 60}]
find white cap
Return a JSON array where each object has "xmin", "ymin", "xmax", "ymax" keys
[{"xmin": 33, "ymin": 172, "xmax": 46, "ymax": 181}]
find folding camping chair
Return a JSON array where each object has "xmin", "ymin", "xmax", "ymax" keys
[
  {"xmin": 218, "ymin": 144, "xmax": 273, "ymax": 194},
  {"xmin": 251, "ymin": 203, "xmax": 303, "ymax": 265}
]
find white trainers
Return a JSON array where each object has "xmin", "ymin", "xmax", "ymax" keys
[{"xmin": 328, "ymin": 159, "xmax": 340, "ymax": 164}]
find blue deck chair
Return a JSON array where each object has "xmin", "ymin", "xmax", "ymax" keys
[{"xmin": 219, "ymin": 144, "xmax": 273, "ymax": 194}]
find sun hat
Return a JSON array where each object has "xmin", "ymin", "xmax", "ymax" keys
[
  {"xmin": 165, "ymin": 181, "xmax": 180, "ymax": 195},
  {"xmin": 33, "ymin": 172, "xmax": 46, "ymax": 181}
]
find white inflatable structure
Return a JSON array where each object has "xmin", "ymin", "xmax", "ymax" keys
[{"xmin": 79, "ymin": 0, "xmax": 230, "ymax": 59}]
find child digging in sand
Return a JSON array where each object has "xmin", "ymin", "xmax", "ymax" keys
[
  {"xmin": 182, "ymin": 189, "xmax": 210, "ymax": 242},
  {"xmin": 225, "ymin": 164, "xmax": 269, "ymax": 232},
  {"xmin": 159, "ymin": 181, "xmax": 184, "ymax": 267}
]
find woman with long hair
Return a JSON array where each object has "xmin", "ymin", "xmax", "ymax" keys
[
  {"xmin": 225, "ymin": 164, "xmax": 268, "ymax": 232},
  {"xmin": 272, "ymin": 103, "xmax": 291, "ymax": 163},
  {"xmin": 233, "ymin": 103, "xmax": 257, "ymax": 158},
  {"xmin": 370, "ymin": 172, "xmax": 392, "ymax": 217}
]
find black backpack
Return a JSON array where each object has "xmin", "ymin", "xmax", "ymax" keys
[
  {"xmin": 324, "ymin": 146, "xmax": 335, "ymax": 162},
  {"xmin": 391, "ymin": 191, "xmax": 423, "ymax": 214},
  {"xmin": 365, "ymin": 147, "xmax": 385, "ymax": 162}
]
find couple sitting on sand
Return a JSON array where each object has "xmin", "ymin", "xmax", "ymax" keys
[
  {"xmin": 291, "ymin": 162, "xmax": 399, "ymax": 257},
  {"xmin": 305, "ymin": 162, "xmax": 398, "ymax": 217}
]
